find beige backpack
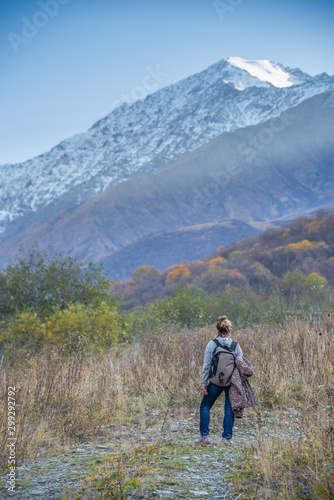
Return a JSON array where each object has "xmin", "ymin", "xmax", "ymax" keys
[{"xmin": 208, "ymin": 339, "xmax": 238, "ymax": 387}]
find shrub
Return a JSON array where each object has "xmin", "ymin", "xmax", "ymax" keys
[
  {"xmin": 0, "ymin": 302, "xmax": 126, "ymax": 350},
  {"xmin": 281, "ymin": 271, "xmax": 329, "ymax": 307},
  {"xmin": 0, "ymin": 246, "xmax": 112, "ymax": 319}
]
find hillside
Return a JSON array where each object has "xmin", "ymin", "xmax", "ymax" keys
[
  {"xmin": 100, "ymin": 220, "xmax": 261, "ymax": 281},
  {"xmin": 0, "ymin": 57, "xmax": 333, "ymax": 245},
  {"xmin": 1, "ymin": 91, "xmax": 333, "ymax": 275},
  {"xmin": 112, "ymin": 212, "xmax": 334, "ymax": 309}
]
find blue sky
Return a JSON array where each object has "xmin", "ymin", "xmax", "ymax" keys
[{"xmin": 0, "ymin": 0, "xmax": 333, "ymax": 164}]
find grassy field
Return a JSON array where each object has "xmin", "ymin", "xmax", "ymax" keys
[{"xmin": 1, "ymin": 313, "xmax": 333, "ymax": 498}]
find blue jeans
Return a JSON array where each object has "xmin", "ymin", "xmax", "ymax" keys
[{"xmin": 200, "ymin": 382, "xmax": 235, "ymax": 439}]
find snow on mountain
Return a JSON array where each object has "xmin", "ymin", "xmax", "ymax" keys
[
  {"xmin": 226, "ymin": 56, "xmax": 303, "ymax": 88},
  {"xmin": 0, "ymin": 57, "xmax": 333, "ymax": 240}
]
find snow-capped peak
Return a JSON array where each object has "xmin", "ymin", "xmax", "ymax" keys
[{"xmin": 226, "ymin": 56, "xmax": 302, "ymax": 89}]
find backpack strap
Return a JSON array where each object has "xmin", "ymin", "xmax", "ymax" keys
[
  {"xmin": 230, "ymin": 340, "xmax": 238, "ymax": 352},
  {"xmin": 211, "ymin": 338, "xmax": 221, "ymax": 354}
]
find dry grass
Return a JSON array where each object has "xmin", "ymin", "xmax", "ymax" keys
[{"xmin": 0, "ymin": 314, "xmax": 333, "ymax": 497}]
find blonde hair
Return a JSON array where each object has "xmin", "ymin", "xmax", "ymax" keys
[{"xmin": 216, "ymin": 315, "xmax": 232, "ymax": 335}]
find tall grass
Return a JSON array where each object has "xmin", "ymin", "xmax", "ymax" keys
[{"xmin": 0, "ymin": 314, "xmax": 333, "ymax": 497}]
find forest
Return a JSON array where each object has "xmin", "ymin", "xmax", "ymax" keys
[{"xmin": 113, "ymin": 212, "xmax": 334, "ymax": 312}]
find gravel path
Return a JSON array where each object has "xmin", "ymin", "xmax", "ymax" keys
[{"xmin": 0, "ymin": 413, "xmax": 302, "ymax": 499}]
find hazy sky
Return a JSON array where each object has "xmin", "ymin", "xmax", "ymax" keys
[{"xmin": 1, "ymin": 0, "xmax": 333, "ymax": 164}]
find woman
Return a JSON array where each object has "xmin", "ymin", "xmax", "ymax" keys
[{"xmin": 196, "ymin": 315, "xmax": 243, "ymax": 446}]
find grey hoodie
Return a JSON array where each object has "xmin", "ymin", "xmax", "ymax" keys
[{"xmin": 202, "ymin": 337, "xmax": 243, "ymax": 387}]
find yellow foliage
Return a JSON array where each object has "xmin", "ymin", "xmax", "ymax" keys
[
  {"xmin": 0, "ymin": 312, "xmax": 44, "ymax": 346},
  {"xmin": 208, "ymin": 256, "xmax": 227, "ymax": 273},
  {"xmin": 1, "ymin": 302, "xmax": 126, "ymax": 349},
  {"xmin": 304, "ymin": 272, "xmax": 328, "ymax": 290},
  {"xmin": 288, "ymin": 240, "xmax": 316, "ymax": 253},
  {"xmin": 165, "ymin": 265, "xmax": 191, "ymax": 284},
  {"xmin": 305, "ymin": 220, "xmax": 325, "ymax": 236},
  {"xmin": 228, "ymin": 250, "xmax": 244, "ymax": 260}
]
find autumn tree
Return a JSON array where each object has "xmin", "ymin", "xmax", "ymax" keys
[
  {"xmin": 165, "ymin": 264, "xmax": 191, "ymax": 284},
  {"xmin": 249, "ymin": 262, "xmax": 276, "ymax": 289}
]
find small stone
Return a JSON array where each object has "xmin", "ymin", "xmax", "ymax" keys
[
  {"xmin": 30, "ymin": 489, "xmax": 48, "ymax": 495},
  {"xmin": 157, "ymin": 490, "xmax": 175, "ymax": 497},
  {"xmin": 97, "ymin": 445, "xmax": 112, "ymax": 450},
  {"xmin": 109, "ymin": 423, "xmax": 116, "ymax": 428},
  {"xmin": 170, "ymin": 424, "xmax": 179, "ymax": 432},
  {"xmin": 253, "ymin": 456, "xmax": 260, "ymax": 460},
  {"xmin": 75, "ymin": 448, "xmax": 85, "ymax": 452},
  {"xmin": 189, "ymin": 489, "xmax": 210, "ymax": 496}
]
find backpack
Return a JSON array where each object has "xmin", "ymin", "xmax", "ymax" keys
[{"xmin": 208, "ymin": 339, "xmax": 238, "ymax": 387}]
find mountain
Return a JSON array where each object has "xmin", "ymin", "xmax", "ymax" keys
[
  {"xmin": 0, "ymin": 91, "xmax": 333, "ymax": 277},
  {"xmin": 1, "ymin": 57, "xmax": 333, "ymax": 244}
]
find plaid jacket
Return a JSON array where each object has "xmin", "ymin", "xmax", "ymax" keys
[{"xmin": 229, "ymin": 356, "xmax": 258, "ymax": 418}]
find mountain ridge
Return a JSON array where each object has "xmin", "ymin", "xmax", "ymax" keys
[
  {"xmin": 0, "ymin": 91, "xmax": 333, "ymax": 275},
  {"xmin": 1, "ymin": 57, "xmax": 333, "ymax": 244}
]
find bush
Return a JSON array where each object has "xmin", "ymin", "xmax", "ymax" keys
[
  {"xmin": 281, "ymin": 271, "xmax": 329, "ymax": 306},
  {"xmin": 0, "ymin": 302, "xmax": 126, "ymax": 350},
  {"xmin": 0, "ymin": 246, "xmax": 112, "ymax": 319},
  {"xmin": 126, "ymin": 286, "xmax": 208, "ymax": 336}
]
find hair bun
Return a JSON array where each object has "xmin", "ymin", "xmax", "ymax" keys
[{"xmin": 217, "ymin": 315, "xmax": 232, "ymax": 333}]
